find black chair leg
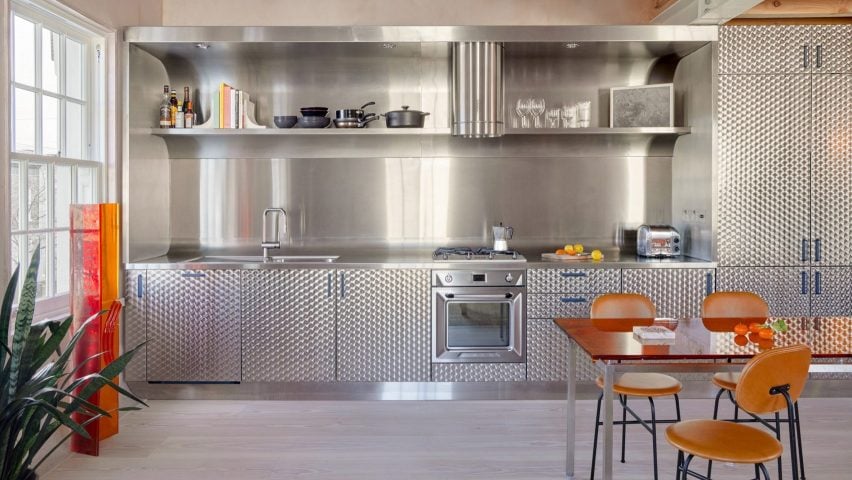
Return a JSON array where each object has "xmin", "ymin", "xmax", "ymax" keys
[
  {"xmin": 795, "ymin": 402, "xmax": 805, "ymax": 480},
  {"xmin": 775, "ymin": 411, "xmax": 783, "ymax": 480},
  {"xmin": 728, "ymin": 389, "xmax": 740, "ymax": 421},
  {"xmin": 620, "ymin": 395, "xmax": 627, "ymax": 463},
  {"xmin": 674, "ymin": 393, "xmax": 682, "ymax": 421},
  {"xmin": 591, "ymin": 392, "xmax": 603, "ymax": 480},
  {"xmin": 758, "ymin": 462, "xmax": 771, "ymax": 480},
  {"xmin": 683, "ymin": 454, "xmax": 695, "ymax": 480},
  {"xmin": 712, "ymin": 387, "xmax": 724, "ymax": 420},
  {"xmin": 648, "ymin": 396, "xmax": 659, "ymax": 480}
]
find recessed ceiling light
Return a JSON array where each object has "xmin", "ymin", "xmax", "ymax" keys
[
  {"xmin": 564, "ymin": 43, "xmax": 579, "ymax": 49},
  {"xmin": 195, "ymin": 43, "xmax": 210, "ymax": 49},
  {"xmin": 382, "ymin": 43, "xmax": 397, "ymax": 49}
]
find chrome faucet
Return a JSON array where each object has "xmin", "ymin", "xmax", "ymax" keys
[{"xmin": 261, "ymin": 208, "xmax": 286, "ymax": 259}]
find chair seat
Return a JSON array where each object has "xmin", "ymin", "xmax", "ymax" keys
[
  {"xmin": 712, "ymin": 371, "xmax": 741, "ymax": 391},
  {"xmin": 666, "ymin": 419, "xmax": 782, "ymax": 464},
  {"xmin": 595, "ymin": 372, "xmax": 682, "ymax": 397}
]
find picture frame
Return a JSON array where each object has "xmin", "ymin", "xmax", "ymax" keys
[{"xmin": 609, "ymin": 83, "xmax": 674, "ymax": 128}]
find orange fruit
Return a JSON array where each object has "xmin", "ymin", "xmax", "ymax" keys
[
  {"xmin": 564, "ymin": 245, "xmax": 576, "ymax": 255},
  {"xmin": 748, "ymin": 332, "xmax": 761, "ymax": 344},
  {"xmin": 556, "ymin": 249, "xmax": 566, "ymax": 255},
  {"xmin": 758, "ymin": 338, "xmax": 774, "ymax": 350},
  {"xmin": 758, "ymin": 328, "xmax": 774, "ymax": 340},
  {"xmin": 734, "ymin": 334, "xmax": 748, "ymax": 347},
  {"xmin": 733, "ymin": 323, "xmax": 749, "ymax": 336},
  {"xmin": 748, "ymin": 322, "xmax": 763, "ymax": 334}
]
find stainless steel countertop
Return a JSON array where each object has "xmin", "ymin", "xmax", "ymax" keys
[{"xmin": 125, "ymin": 246, "xmax": 716, "ymax": 270}]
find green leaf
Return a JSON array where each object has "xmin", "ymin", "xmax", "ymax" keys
[
  {"xmin": 770, "ymin": 318, "xmax": 789, "ymax": 333},
  {"xmin": 7, "ymin": 246, "xmax": 40, "ymax": 399},
  {"xmin": 0, "ymin": 266, "xmax": 20, "ymax": 369}
]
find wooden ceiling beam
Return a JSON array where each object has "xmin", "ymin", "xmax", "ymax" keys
[{"xmin": 741, "ymin": 0, "xmax": 852, "ymax": 18}]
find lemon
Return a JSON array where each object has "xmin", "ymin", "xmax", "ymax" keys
[
  {"xmin": 563, "ymin": 244, "xmax": 575, "ymax": 255},
  {"xmin": 591, "ymin": 249, "xmax": 603, "ymax": 261},
  {"xmin": 573, "ymin": 244, "xmax": 584, "ymax": 254}
]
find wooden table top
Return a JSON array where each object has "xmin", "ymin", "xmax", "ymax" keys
[{"xmin": 553, "ymin": 317, "xmax": 852, "ymax": 361}]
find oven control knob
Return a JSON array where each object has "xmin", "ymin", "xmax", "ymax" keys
[
  {"xmin": 444, "ymin": 274, "xmax": 453, "ymax": 284},
  {"xmin": 505, "ymin": 273, "xmax": 514, "ymax": 283}
]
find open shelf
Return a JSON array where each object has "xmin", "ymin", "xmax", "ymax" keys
[
  {"xmin": 144, "ymin": 126, "xmax": 690, "ymax": 137},
  {"xmin": 504, "ymin": 127, "xmax": 692, "ymax": 135}
]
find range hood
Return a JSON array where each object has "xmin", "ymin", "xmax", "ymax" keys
[{"xmin": 452, "ymin": 42, "xmax": 505, "ymax": 138}]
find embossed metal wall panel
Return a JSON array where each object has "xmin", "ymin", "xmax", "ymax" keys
[
  {"xmin": 123, "ymin": 271, "xmax": 147, "ymax": 382},
  {"xmin": 811, "ymin": 268, "xmax": 852, "ymax": 316},
  {"xmin": 812, "ymin": 74, "xmax": 852, "ymax": 265},
  {"xmin": 719, "ymin": 26, "xmax": 810, "ymax": 74},
  {"xmin": 812, "ymin": 26, "xmax": 852, "ymax": 74},
  {"xmin": 146, "ymin": 270, "xmax": 241, "ymax": 382},
  {"xmin": 622, "ymin": 269, "xmax": 713, "ymax": 319},
  {"xmin": 432, "ymin": 363, "xmax": 527, "ymax": 382},
  {"xmin": 716, "ymin": 267, "xmax": 809, "ymax": 317},
  {"xmin": 528, "ymin": 294, "xmax": 598, "ymax": 319},
  {"xmin": 242, "ymin": 270, "xmax": 336, "ymax": 381},
  {"xmin": 527, "ymin": 319, "xmax": 597, "ymax": 382},
  {"xmin": 337, "ymin": 269, "xmax": 430, "ymax": 382},
  {"xmin": 718, "ymin": 74, "xmax": 811, "ymax": 266},
  {"xmin": 528, "ymin": 268, "xmax": 620, "ymax": 294}
]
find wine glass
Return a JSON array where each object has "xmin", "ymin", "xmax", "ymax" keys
[
  {"xmin": 530, "ymin": 98, "xmax": 545, "ymax": 128},
  {"xmin": 516, "ymin": 98, "xmax": 531, "ymax": 129},
  {"xmin": 546, "ymin": 108, "xmax": 560, "ymax": 128}
]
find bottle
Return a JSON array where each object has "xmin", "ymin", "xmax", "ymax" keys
[
  {"xmin": 181, "ymin": 86, "xmax": 192, "ymax": 128},
  {"xmin": 158, "ymin": 85, "xmax": 171, "ymax": 128},
  {"xmin": 184, "ymin": 100, "xmax": 194, "ymax": 129},
  {"xmin": 168, "ymin": 89, "xmax": 178, "ymax": 128}
]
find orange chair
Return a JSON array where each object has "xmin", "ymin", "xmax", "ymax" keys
[
  {"xmin": 666, "ymin": 344, "xmax": 812, "ymax": 480},
  {"xmin": 589, "ymin": 293, "xmax": 682, "ymax": 480}
]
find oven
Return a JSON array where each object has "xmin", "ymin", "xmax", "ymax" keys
[{"xmin": 432, "ymin": 269, "xmax": 526, "ymax": 363}]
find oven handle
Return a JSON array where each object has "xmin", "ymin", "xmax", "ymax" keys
[{"xmin": 444, "ymin": 293, "xmax": 515, "ymax": 300}]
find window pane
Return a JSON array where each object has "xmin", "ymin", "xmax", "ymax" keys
[
  {"xmin": 53, "ymin": 231, "xmax": 70, "ymax": 295},
  {"xmin": 11, "ymin": 161, "xmax": 21, "ymax": 232},
  {"xmin": 13, "ymin": 16, "xmax": 35, "ymax": 86},
  {"xmin": 65, "ymin": 101, "xmax": 84, "ymax": 159},
  {"xmin": 42, "ymin": 96, "xmax": 60, "ymax": 156},
  {"xmin": 65, "ymin": 38, "xmax": 83, "ymax": 100},
  {"xmin": 27, "ymin": 163, "xmax": 49, "ymax": 230},
  {"xmin": 27, "ymin": 234, "xmax": 49, "ymax": 299},
  {"xmin": 77, "ymin": 167, "xmax": 97, "ymax": 203},
  {"xmin": 11, "ymin": 234, "xmax": 24, "ymax": 300},
  {"xmin": 13, "ymin": 88, "xmax": 36, "ymax": 154},
  {"xmin": 42, "ymin": 29, "xmax": 61, "ymax": 93},
  {"xmin": 54, "ymin": 165, "xmax": 73, "ymax": 228}
]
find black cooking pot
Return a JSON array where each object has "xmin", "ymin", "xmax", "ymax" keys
[
  {"xmin": 336, "ymin": 102, "xmax": 376, "ymax": 120},
  {"xmin": 384, "ymin": 106, "xmax": 430, "ymax": 128}
]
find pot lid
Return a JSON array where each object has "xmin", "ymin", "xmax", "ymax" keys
[{"xmin": 386, "ymin": 105, "xmax": 429, "ymax": 115}]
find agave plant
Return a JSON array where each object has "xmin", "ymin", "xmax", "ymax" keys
[{"xmin": 1, "ymin": 247, "xmax": 146, "ymax": 480}]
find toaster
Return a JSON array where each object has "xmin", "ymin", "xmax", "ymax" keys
[{"xmin": 637, "ymin": 225, "xmax": 681, "ymax": 257}]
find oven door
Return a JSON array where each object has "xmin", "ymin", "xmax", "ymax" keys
[{"xmin": 432, "ymin": 287, "xmax": 525, "ymax": 363}]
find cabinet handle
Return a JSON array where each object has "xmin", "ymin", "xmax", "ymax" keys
[
  {"xmin": 801, "ymin": 271, "xmax": 808, "ymax": 295},
  {"xmin": 814, "ymin": 239, "xmax": 822, "ymax": 262},
  {"xmin": 340, "ymin": 272, "xmax": 346, "ymax": 298},
  {"xmin": 803, "ymin": 45, "xmax": 810, "ymax": 69},
  {"xmin": 560, "ymin": 271, "xmax": 588, "ymax": 278},
  {"xmin": 560, "ymin": 297, "xmax": 587, "ymax": 303},
  {"xmin": 814, "ymin": 271, "xmax": 822, "ymax": 295},
  {"xmin": 136, "ymin": 274, "xmax": 144, "ymax": 298},
  {"xmin": 816, "ymin": 44, "xmax": 822, "ymax": 68},
  {"xmin": 801, "ymin": 239, "xmax": 809, "ymax": 262},
  {"xmin": 327, "ymin": 272, "xmax": 333, "ymax": 298},
  {"xmin": 181, "ymin": 272, "xmax": 206, "ymax": 278},
  {"xmin": 705, "ymin": 272, "xmax": 713, "ymax": 296}
]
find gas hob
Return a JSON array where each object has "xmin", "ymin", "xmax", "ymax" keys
[{"xmin": 432, "ymin": 247, "xmax": 526, "ymax": 262}]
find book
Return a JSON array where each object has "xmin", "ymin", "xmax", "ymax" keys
[{"xmin": 632, "ymin": 326, "xmax": 675, "ymax": 345}]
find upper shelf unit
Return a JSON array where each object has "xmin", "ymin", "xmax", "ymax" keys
[{"xmin": 145, "ymin": 127, "xmax": 691, "ymax": 137}]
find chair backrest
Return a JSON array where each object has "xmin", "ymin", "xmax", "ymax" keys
[
  {"xmin": 591, "ymin": 293, "xmax": 655, "ymax": 319},
  {"xmin": 702, "ymin": 291, "xmax": 769, "ymax": 318},
  {"xmin": 735, "ymin": 344, "xmax": 812, "ymax": 415}
]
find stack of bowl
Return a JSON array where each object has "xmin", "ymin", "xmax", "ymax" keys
[{"xmin": 298, "ymin": 107, "xmax": 330, "ymax": 128}]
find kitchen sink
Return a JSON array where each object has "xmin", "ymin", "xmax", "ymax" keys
[{"xmin": 191, "ymin": 255, "xmax": 339, "ymax": 264}]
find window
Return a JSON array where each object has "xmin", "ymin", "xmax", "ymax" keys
[{"xmin": 9, "ymin": 3, "xmax": 104, "ymax": 306}]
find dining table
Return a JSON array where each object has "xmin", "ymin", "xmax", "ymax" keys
[{"xmin": 554, "ymin": 316, "xmax": 852, "ymax": 480}]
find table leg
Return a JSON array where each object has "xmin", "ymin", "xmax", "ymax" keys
[
  {"xmin": 565, "ymin": 340, "xmax": 576, "ymax": 479},
  {"xmin": 603, "ymin": 361, "xmax": 615, "ymax": 480}
]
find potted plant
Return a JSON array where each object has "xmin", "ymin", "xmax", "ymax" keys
[{"xmin": 1, "ymin": 247, "xmax": 145, "ymax": 480}]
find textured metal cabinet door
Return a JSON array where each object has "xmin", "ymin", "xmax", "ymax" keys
[
  {"xmin": 622, "ymin": 269, "xmax": 714, "ymax": 319},
  {"xmin": 123, "ymin": 271, "xmax": 147, "ymax": 382},
  {"xmin": 811, "ymin": 25, "xmax": 852, "ymax": 74},
  {"xmin": 718, "ymin": 74, "xmax": 811, "ymax": 266},
  {"xmin": 720, "ymin": 26, "xmax": 811, "ymax": 74},
  {"xmin": 811, "ymin": 268, "xmax": 852, "ymax": 316},
  {"xmin": 812, "ymin": 74, "xmax": 852, "ymax": 265},
  {"xmin": 337, "ymin": 269, "xmax": 430, "ymax": 382},
  {"xmin": 146, "ymin": 270, "xmax": 241, "ymax": 382},
  {"xmin": 716, "ymin": 267, "xmax": 810, "ymax": 317},
  {"xmin": 526, "ymin": 318, "xmax": 596, "ymax": 382},
  {"xmin": 242, "ymin": 269, "xmax": 336, "ymax": 381}
]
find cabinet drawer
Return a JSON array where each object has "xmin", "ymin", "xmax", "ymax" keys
[
  {"xmin": 528, "ymin": 268, "xmax": 620, "ymax": 293},
  {"xmin": 528, "ymin": 293, "xmax": 598, "ymax": 319}
]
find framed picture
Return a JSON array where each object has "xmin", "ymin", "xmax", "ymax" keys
[{"xmin": 609, "ymin": 83, "xmax": 674, "ymax": 128}]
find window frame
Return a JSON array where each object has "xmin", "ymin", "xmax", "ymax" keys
[{"xmin": 8, "ymin": 0, "xmax": 106, "ymax": 316}]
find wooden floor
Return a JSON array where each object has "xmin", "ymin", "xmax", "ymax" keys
[{"xmin": 44, "ymin": 397, "xmax": 852, "ymax": 479}]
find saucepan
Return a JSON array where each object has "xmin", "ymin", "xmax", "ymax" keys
[
  {"xmin": 333, "ymin": 113, "xmax": 379, "ymax": 128},
  {"xmin": 336, "ymin": 102, "xmax": 376, "ymax": 121},
  {"xmin": 383, "ymin": 106, "xmax": 430, "ymax": 128}
]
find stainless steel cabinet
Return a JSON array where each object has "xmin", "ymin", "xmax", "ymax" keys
[
  {"xmin": 622, "ymin": 268, "xmax": 714, "ymax": 319},
  {"xmin": 718, "ymin": 73, "xmax": 811, "ymax": 266},
  {"xmin": 432, "ymin": 363, "xmax": 526, "ymax": 382},
  {"xmin": 811, "ymin": 74, "xmax": 852, "ymax": 266},
  {"xmin": 811, "ymin": 268, "xmax": 852, "ymax": 316},
  {"xmin": 719, "ymin": 25, "xmax": 811, "ymax": 74},
  {"xmin": 123, "ymin": 271, "xmax": 147, "ymax": 382},
  {"xmin": 146, "ymin": 270, "xmax": 242, "ymax": 382},
  {"xmin": 716, "ymin": 267, "xmax": 810, "ymax": 317},
  {"xmin": 528, "ymin": 268, "xmax": 620, "ymax": 294},
  {"xmin": 526, "ymin": 318, "xmax": 597, "ymax": 382},
  {"xmin": 241, "ymin": 269, "xmax": 336, "ymax": 382},
  {"xmin": 811, "ymin": 25, "xmax": 852, "ymax": 73},
  {"xmin": 336, "ymin": 269, "xmax": 431, "ymax": 382}
]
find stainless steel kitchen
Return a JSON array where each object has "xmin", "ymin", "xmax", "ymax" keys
[{"xmin": 1, "ymin": 1, "xmax": 852, "ymax": 479}]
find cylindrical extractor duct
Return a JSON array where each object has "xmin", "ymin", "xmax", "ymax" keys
[{"xmin": 452, "ymin": 42, "xmax": 505, "ymax": 138}]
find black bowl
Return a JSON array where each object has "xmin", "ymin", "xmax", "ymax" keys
[
  {"xmin": 300, "ymin": 107, "xmax": 328, "ymax": 117},
  {"xmin": 273, "ymin": 115, "xmax": 298, "ymax": 128},
  {"xmin": 297, "ymin": 116, "xmax": 331, "ymax": 128}
]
